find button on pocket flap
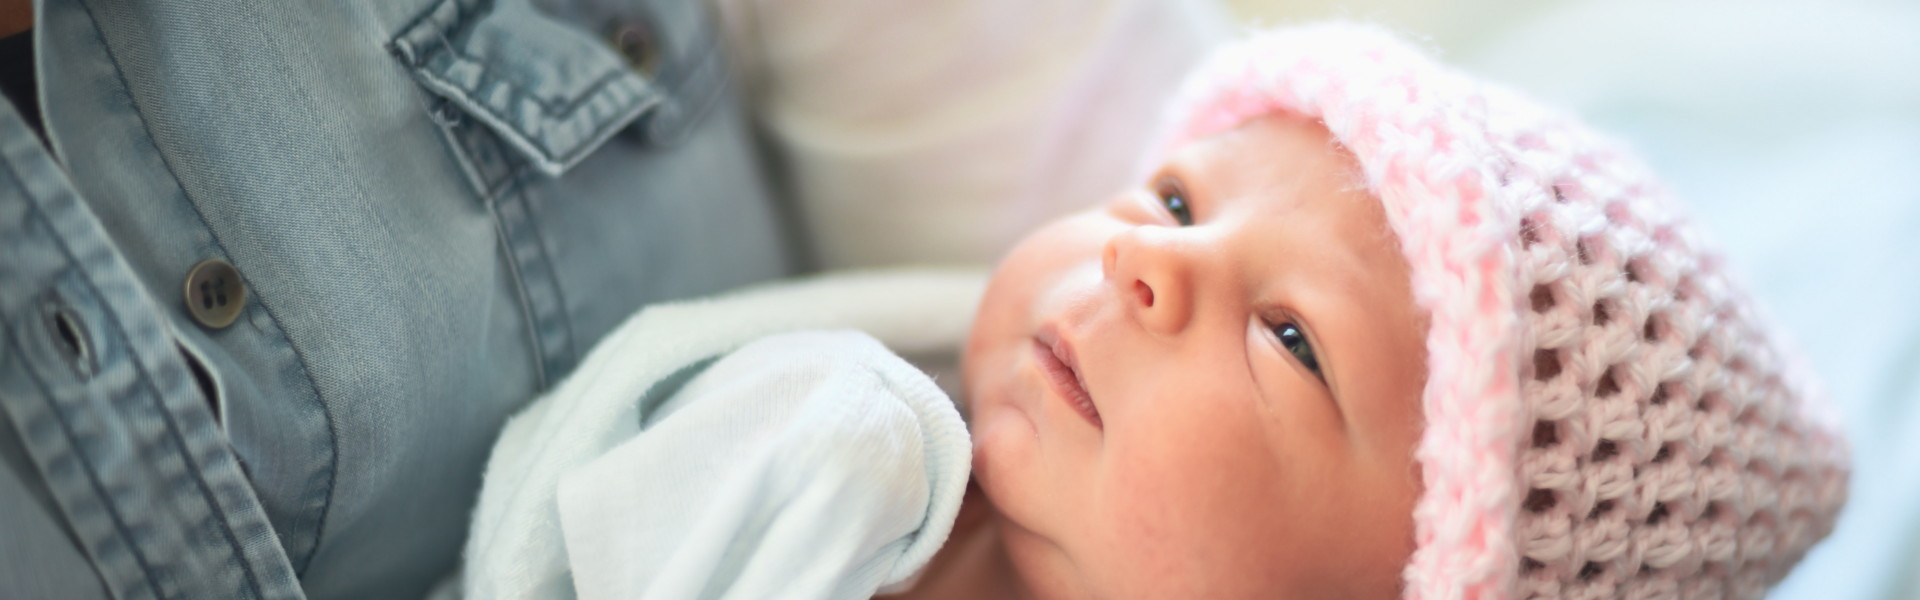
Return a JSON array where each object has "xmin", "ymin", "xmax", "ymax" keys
[
  {"xmin": 392, "ymin": 0, "xmax": 660, "ymax": 177},
  {"xmin": 572, "ymin": 0, "xmax": 731, "ymax": 147}
]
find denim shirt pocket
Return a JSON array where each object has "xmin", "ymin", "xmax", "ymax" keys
[{"xmin": 390, "ymin": 0, "xmax": 661, "ymax": 177}]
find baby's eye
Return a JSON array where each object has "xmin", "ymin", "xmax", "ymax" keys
[
  {"xmin": 1154, "ymin": 178, "xmax": 1193, "ymax": 226},
  {"xmin": 1274, "ymin": 323, "xmax": 1322, "ymax": 378}
]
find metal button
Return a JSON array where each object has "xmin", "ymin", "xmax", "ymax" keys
[
  {"xmin": 184, "ymin": 258, "xmax": 246, "ymax": 329},
  {"xmin": 609, "ymin": 20, "xmax": 660, "ymax": 76}
]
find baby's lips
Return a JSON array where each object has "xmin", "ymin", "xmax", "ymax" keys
[{"xmin": 1035, "ymin": 324, "xmax": 1103, "ymax": 429}]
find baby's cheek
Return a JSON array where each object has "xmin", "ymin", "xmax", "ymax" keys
[
  {"xmin": 1097, "ymin": 419, "xmax": 1315, "ymax": 594},
  {"xmin": 1083, "ymin": 443, "xmax": 1215, "ymax": 573}
]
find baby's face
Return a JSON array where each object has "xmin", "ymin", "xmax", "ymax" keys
[{"xmin": 963, "ymin": 115, "xmax": 1430, "ymax": 599}]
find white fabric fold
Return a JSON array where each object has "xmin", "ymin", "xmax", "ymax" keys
[
  {"xmin": 465, "ymin": 268, "xmax": 987, "ymax": 600},
  {"xmin": 560, "ymin": 331, "xmax": 965, "ymax": 600}
]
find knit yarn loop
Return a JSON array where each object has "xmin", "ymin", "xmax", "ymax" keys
[{"xmin": 1157, "ymin": 24, "xmax": 1848, "ymax": 600}]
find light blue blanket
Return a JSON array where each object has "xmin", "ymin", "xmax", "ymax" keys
[{"xmin": 461, "ymin": 270, "xmax": 987, "ymax": 600}]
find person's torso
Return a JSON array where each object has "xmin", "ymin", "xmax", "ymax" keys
[{"xmin": 23, "ymin": 0, "xmax": 794, "ymax": 596}]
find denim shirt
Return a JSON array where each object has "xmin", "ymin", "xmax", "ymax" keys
[{"xmin": 0, "ymin": 0, "xmax": 794, "ymax": 598}]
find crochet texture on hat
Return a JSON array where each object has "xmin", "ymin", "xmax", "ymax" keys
[{"xmin": 1155, "ymin": 24, "xmax": 1849, "ymax": 600}]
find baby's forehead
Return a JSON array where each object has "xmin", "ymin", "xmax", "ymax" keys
[
  {"xmin": 1168, "ymin": 118, "xmax": 1422, "ymax": 339},
  {"xmin": 1178, "ymin": 117, "xmax": 1397, "ymax": 254}
]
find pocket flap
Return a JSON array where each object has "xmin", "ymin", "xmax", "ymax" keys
[{"xmin": 392, "ymin": 0, "xmax": 660, "ymax": 177}]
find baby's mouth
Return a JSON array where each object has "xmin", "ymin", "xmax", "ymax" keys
[{"xmin": 1033, "ymin": 328, "xmax": 1102, "ymax": 429}]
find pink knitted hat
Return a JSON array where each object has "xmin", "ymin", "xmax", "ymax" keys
[{"xmin": 1156, "ymin": 24, "xmax": 1849, "ymax": 600}]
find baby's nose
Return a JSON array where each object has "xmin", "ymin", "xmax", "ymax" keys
[{"xmin": 1102, "ymin": 226, "xmax": 1195, "ymax": 336}]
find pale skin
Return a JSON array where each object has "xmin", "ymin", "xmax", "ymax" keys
[{"xmin": 890, "ymin": 115, "xmax": 1431, "ymax": 599}]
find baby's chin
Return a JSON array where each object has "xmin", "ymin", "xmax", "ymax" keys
[
  {"xmin": 963, "ymin": 385, "xmax": 1037, "ymax": 509},
  {"xmin": 958, "ymin": 362, "xmax": 1056, "ymax": 537}
]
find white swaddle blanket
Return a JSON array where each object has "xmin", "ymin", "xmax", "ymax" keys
[{"xmin": 463, "ymin": 269, "xmax": 988, "ymax": 600}]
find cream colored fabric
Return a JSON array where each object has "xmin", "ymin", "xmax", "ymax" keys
[{"xmin": 712, "ymin": 0, "xmax": 1228, "ymax": 267}]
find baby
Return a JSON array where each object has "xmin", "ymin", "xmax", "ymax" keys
[
  {"xmin": 464, "ymin": 24, "xmax": 1848, "ymax": 600},
  {"xmin": 946, "ymin": 112, "xmax": 1429, "ymax": 599}
]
